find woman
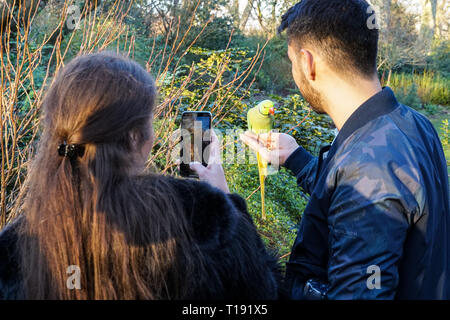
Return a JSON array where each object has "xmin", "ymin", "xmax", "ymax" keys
[{"xmin": 0, "ymin": 52, "xmax": 280, "ymax": 299}]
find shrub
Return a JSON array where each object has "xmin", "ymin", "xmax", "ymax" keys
[
  {"xmin": 225, "ymin": 163, "xmax": 306, "ymax": 260},
  {"xmin": 388, "ymin": 72, "xmax": 450, "ymax": 107},
  {"xmin": 426, "ymin": 40, "xmax": 450, "ymax": 78},
  {"xmin": 233, "ymin": 34, "xmax": 295, "ymax": 94},
  {"xmin": 440, "ymin": 119, "xmax": 449, "ymax": 151},
  {"xmin": 393, "ymin": 81, "xmax": 422, "ymax": 109}
]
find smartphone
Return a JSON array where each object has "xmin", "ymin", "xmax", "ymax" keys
[{"xmin": 179, "ymin": 111, "xmax": 212, "ymax": 178}]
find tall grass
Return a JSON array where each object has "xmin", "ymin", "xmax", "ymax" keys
[{"xmin": 387, "ymin": 71, "xmax": 450, "ymax": 106}]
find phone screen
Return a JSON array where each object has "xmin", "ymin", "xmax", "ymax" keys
[{"xmin": 179, "ymin": 111, "xmax": 211, "ymax": 178}]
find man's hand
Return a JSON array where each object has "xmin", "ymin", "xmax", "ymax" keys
[
  {"xmin": 189, "ymin": 130, "xmax": 230, "ymax": 193},
  {"xmin": 240, "ymin": 131, "xmax": 299, "ymax": 166}
]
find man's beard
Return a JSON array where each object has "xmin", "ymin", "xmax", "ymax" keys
[{"xmin": 298, "ymin": 69, "xmax": 326, "ymax": 114}]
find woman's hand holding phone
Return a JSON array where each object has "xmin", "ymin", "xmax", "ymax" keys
[{"xmin": 189, "ymin": 130, "xmax": 230, "ymax": 194}]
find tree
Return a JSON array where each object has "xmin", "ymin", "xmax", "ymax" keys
[
  {"xmin": 240, "ymin": 0, "xmax": 255, "ymax": 30},
  {"xmin": 375, "ymin": 0, "xmax": 428, "ymax": 83}
]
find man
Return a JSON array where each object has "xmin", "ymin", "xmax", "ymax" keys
[{"xmin": 240, "ymin": 0, "xmax": 450, "ymax": 299}]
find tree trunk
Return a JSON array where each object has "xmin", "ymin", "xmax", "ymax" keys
[
  {"xmin": 1, "ymin": 0, "xmax": 48, "ymax": 34},
  {"xmin": 240, "ymin": 0, "xmax": 254, "ymax": 30},
  {"xmin": 430, "ymin": 0, "xmax": 437, "ymax": 37},
  {"xmin": 231, "ymin": 0, "xmax": 240, "ymax": 28},
  {"xmin": 419, "ymin": 0, "xmax": 436, "ymax": 51},
  {"xmin": 383, "ymin": 0, "xmax": 391, "ymax": 29},
  {"xmin": 171, "ymin": 0, "xmax": 179, "ymax": 18},
  {"xmin": 271, "ymin": 0, "xmax": 277, "ymax": 35},
  {"xmin": 255, "ymin": 0, "xmax": 268, "ymax": 32}
]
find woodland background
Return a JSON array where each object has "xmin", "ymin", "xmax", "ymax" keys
[{"xmin": 1, "ymin": 0, "xmax": 448, "ymax": 265}]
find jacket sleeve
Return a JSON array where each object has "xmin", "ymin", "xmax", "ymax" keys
[
  {"xmin": 283, "ymin": 146, "xmax": 319, "ymax": 195},
  {"xmin": 326, "ymin": 165, "xmax": 411, "ymax": 299},
  {"xmin": 166, "ymin": 176, "xmax": 281, "ymax": 299}
]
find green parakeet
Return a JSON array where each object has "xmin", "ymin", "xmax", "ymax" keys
[{"xmin": 247, "ymin": 100, "xmax": 275, "ymax": 220}]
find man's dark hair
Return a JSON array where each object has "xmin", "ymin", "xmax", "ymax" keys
[{"xmin": 279, "ymin": 0, "xmax": 379, "ymax": 78}]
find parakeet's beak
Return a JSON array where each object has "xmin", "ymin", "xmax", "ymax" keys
[{"xmin": 269, "ymin": 107, "xmax": 275, "ymax": 115}]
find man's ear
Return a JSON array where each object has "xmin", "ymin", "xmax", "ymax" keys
[{"xmin": 300, "ymin": 49, "xmax": 316, "ymax": 81}]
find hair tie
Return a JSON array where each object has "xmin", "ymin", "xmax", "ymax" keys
[{"xmin": 57, "ymin": 142, "xmax": 84, "ymax": 159}]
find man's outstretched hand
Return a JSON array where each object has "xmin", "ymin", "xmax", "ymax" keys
[{"xmin": 240, "ymin": 131, "xmax": 299, "ymax": 166}]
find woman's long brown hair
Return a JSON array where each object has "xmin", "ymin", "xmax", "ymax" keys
[{"xmin": 15, "ymin": 52, "xmax": 202, "ymax": 299}]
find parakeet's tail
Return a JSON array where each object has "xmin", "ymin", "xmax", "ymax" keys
[
  {"xmin": 256, "ymin": 152, "xmax": 267, "ymax": 220},
  {"xmin": 259, "ymin": 172, "xmax": 266, "ymax": 220}
]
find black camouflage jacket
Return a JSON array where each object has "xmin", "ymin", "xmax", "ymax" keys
[{"xmin": 284, "ymin": 87, "xmax": 450, "ymax": 299}]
